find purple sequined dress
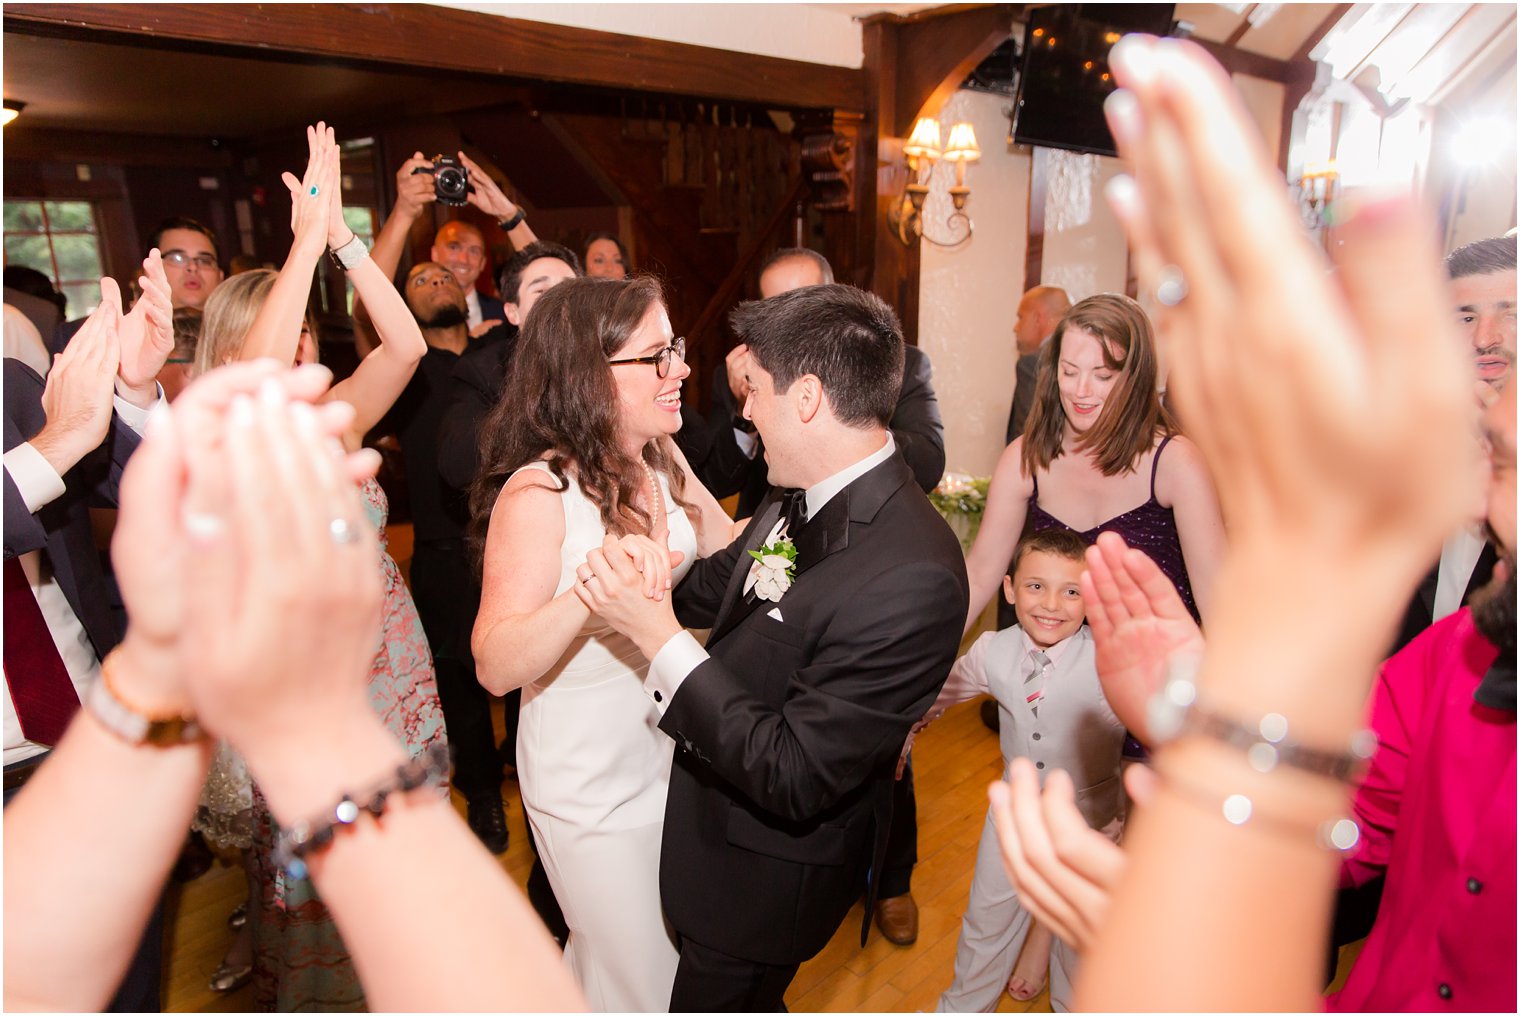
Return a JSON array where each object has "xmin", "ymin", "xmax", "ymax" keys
[{"xmin": 1023, "ymin": 434, "xmax": 1198, "ymax": 621}]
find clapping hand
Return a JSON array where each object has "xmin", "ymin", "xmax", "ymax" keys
[
  {"xmin": 116, "ymin": 249, "xmax": 174, "ymax": 407},
  {"xmin": 281, "ymin": 122, "xmax": 340, "ymax": 259},
  {"xmin": 31, "ymin": 280, "xmax": 124, "ymax": 475},
  {"xmin": 1080, "ymin": 532, "xmax": 1203, "ymax": 743}
]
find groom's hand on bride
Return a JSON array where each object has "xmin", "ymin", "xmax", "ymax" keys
[
  {"xmin": 611, "ymin": 533, "xmax": 684, "ymax": 602},
  {"xmin": 574, "ymin": 535, "xmax": 685, "ymax": 658}
]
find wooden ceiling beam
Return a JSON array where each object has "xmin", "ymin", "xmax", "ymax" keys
[
  {"xmin": 2, "ymin": 3, "xmax": 865, "ymax": 113},
  {"xmin": 1189, "ymin": 36, "xmax": 1299, "ymax": 83},
  {"xmin": 891, "ymin": 3, "xmax": 1019, "ymax": 136},
  {"xmin": 1291, "ymin": 3, "xmax": 1355, "ymax": 63}
]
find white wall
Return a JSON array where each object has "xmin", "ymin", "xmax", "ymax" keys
[
  {"xmin": 424, "ymin": 3, "xmax": 866, "ymax": 68},
  {"xmin": 917, "ymin": 89, "xmax": 1029, "ymax": 480}
]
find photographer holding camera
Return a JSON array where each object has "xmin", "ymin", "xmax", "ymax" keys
[{"xmin": 363, "ymin": 150, "xmax": 539, "ymax": 350}]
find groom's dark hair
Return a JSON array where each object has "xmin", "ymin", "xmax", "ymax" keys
[{"xmin": 731, "ymin": 283, "xmax": 903, "ymax": 428}]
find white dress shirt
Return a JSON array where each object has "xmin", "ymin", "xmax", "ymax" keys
[
  {"xmin": 642, "ymin": 434, "xmax": 897, "ymax": 713},
  {"xmin": 3, "ymin": 391, "xmax": 157, "ymax": 764},
  {"xmin": 465, "ymin": 289, "xmax": 483, "ymax": 330},
  {"xmin": 1433, "ymin": 527, "xmax": 1488, "ymax": 623}
]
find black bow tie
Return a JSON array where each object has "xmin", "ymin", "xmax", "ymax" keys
[{"xmin": 779, "ymin": 488, "xmax": 808, "ymax": 536}]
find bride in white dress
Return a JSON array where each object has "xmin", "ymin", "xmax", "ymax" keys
[{"xmin": 470, "ymin": 276, "xmax": 734, "ymax": 1012}]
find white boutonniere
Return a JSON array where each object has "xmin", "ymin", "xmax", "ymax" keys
[{"xmin": 748, "ymin": 536, "xmax": 798, "ymax": 602}]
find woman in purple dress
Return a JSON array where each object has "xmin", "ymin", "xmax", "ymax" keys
[{"xmin": 966, "ymin": 293, "xmax": 1224, "ymax": 630}]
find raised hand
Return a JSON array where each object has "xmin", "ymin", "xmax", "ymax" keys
[
  {"xmin": 393, "ymin": 151, "xmax": 438, "ymax": 221},
  {"xmin": 31, "ymin": 280, "xmax": 123, "ymax": 475},
  {"xmin": 725, "ymin": 343, "xmax": 752, "ymax": 403},
  {"xmin": 457, "ymin": 151, "xmax": 519, "ymax": 222},
  {"xmin": 117, "ymin": 250, "xmax": 175, "ymax": 406},
  {"xmin": 1080, "ymin": 532, "xmax": 1203, "ymax": 742},
  {"xmin": 280, "ymin": 122, "xmax": 339, "ymax": 258},
  {"xmin": 1104, "ymin": 37, "xmax": 1473, "ymax": 606},
  {"xmin": 177, "ymin": 375, "xmax": 383, "ymax": 770}
]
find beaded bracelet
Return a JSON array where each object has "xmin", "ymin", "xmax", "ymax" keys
[
  {"xmin": 1148, "ymin": 659, "xmax": 1377, "ymax": 782},
  {"xmin": 272, "ymin": 743, "xmax": 449, "ymax": 880},
  {"xmin": 1153, "ymin": 759, "xmax": 1362, "ymax": 852}
]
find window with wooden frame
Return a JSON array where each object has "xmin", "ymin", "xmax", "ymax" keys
[{"xmin": 3, "ymin": 199, "xmax": 105, "ymax": 317}]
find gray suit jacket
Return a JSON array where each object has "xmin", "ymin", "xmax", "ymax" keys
[{"xmin": 1006, "ymin": 348, "xmax": 1043, "ymax": 446}]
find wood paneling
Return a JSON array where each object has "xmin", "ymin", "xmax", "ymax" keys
[{"xmin": 3, "ymin": 3, "xmax": 865, "ymax": 113}]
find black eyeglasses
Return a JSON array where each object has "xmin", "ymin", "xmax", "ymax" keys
[{"xmin": 609, "ymin": 336, "xmax": 686, "ymax": 379}]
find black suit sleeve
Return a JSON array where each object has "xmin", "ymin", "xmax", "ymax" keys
[
  {"xmin": 693, "ymin": 362, "xmax": 761, "ymax": 500},
  {"xmin": 4, "ymin": 360, "xmax": 139, "ymax": 559},
  {"xmin": 661, "ymin": 557, "xmax": 966, "ymax": 823},
  {"xmin": 893, "ymin": 346, "xmax": 945, "ymax": 493},
  {"xmin": 1007, "ymin": 351, "xmax": 1040, "ymax": 446},
  {"xmin": 671, "ymin": 518, "xmax": 759, "ymax": 631}
]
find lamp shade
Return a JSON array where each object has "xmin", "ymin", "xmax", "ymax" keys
[
  {"xmin": 943, "ymin": 122, "xmax": 981, "ymax": 162},
  {"xmin": 903, "ymin": 117, "xmax": 943, "ymax": 159},
  {"xmin": 1, "ymin": 99, "xmax": 24, "ymax": 127}
]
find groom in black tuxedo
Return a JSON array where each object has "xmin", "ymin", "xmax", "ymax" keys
[{"xmin": 577, "ymin": 284, "xmax": 968, "ymax": 1010}]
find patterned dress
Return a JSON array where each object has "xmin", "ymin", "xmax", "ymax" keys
[{"xmin": 248, "ymin": 477, "xmax": 447, "ymax": 1012}]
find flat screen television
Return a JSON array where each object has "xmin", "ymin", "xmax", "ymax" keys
[{"xmin": 1011, "ymin": 4, "xmax": 1176, "ymax": 157}]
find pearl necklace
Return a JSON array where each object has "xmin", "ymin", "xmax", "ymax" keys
[{"xmin": 640, "ymin": 459, "xmax": 664, "ymax": 530}]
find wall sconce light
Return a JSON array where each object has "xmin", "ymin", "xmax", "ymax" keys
[
  {"xmin": 2, "ymin": 100, "xmax": 26, "ymax": 127},
  {"xmin": 890, "ymin": 116, "xmax": 981, "ymax": 248},
  {"xmin": 1294, "ymin": 160, "xmax": 1340, "ymax": 236}
]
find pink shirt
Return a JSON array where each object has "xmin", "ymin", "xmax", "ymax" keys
[{"xmin": 1328, "ymin": 609, "xmax": 1514, "ymax": 1012}]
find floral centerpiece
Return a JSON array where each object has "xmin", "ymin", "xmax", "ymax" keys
[{"xmin": 928, "ymin": 472, "xmax": 990, "ymax": 549}]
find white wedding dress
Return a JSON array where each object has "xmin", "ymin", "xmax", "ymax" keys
[{"xmin": 510, "ymin": 461, "xmax": 695, "ymax": 1013}]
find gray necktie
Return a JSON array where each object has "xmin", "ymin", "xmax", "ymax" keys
[{"xmin": 1023, "ymin": 649, "xmax": 1050, "ymax": 717}]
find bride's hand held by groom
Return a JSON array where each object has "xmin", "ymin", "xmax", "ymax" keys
[{"xmin": 574, "ymin": 533, "xmax": 687, "ymax": 659}]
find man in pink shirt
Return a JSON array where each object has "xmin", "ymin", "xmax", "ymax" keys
[{"xmin": 1328, "ymin": 383, "xmax": 1516, "ymax": 1012}]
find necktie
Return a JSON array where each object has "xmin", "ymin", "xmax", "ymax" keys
[
  {"xmin": 3, "ymin": 557, "xmax": 81, "ymax": 746},
  {"xmin": 778, "ymin": 488, "xmax": 808, "ymax": 536},
  {"xmin": 1024, "ymin": 649, "xmax": 1050, "ymax": 717}
]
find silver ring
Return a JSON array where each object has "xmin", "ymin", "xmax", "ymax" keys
[
  {"xmin": 183, "ymin": 511, "xmax": 226, "ymax": 540},
  {"xmin": 328, "ymin": 517, "xmax": 361, "ymax": 545},
  {"xmin": 1155, "ymin": 265, "xmax": 1189, "ymax": 307}
]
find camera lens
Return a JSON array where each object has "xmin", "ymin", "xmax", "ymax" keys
[{"xmin": 435, "ymin": 165, "xmax": 469, "ymax": 205}]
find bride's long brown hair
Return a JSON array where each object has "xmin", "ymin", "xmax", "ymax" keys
[{"xmin": 470, "ymin": 276, "xmax": 691, "ymax": 566}]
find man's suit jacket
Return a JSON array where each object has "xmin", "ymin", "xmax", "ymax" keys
[
  {"xmin": 1006, "ymin": 347, "xmax": 1042, "ymax": 446},
  {"xmin": 660, "ymin": 455, "xmax": 968, "ymax": 965},
  {"xmin": 2, "ymin": 359, "xmax": 137, "ymax": 658},
  {"xmin": 698, "ymin": 344, "xmax": 947, "ymax": 516}
]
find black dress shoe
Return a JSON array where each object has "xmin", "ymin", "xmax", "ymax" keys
[{"xmin": 467, "ymin": 795, "xmax": 510, "ymax": 854}]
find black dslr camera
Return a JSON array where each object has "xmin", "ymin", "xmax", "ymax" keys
[{"xmin": 412, "ymin": 155, "xmax": 471, "ymax": 206}]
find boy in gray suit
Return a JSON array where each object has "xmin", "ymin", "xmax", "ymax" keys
[{"xmin": 923, "ymin": 529, "xmax": 1125, "ymax": 1012}]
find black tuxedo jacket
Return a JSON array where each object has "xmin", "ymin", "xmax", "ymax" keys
[
  {"xmin": 2, "ymin": 358, "xmax": 136, "ymax": 658},
  {"xmin": 698, "ymin": 345, "xmax": 947, "ymax": 516},
  {"xmin": 660, "ymin": 454, "xmax": 968, "ymax": 965}
]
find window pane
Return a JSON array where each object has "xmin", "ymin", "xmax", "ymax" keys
[
  {"xmin": 341, "ymin": 206, "xmax": 374, "ymax": 242},
  {"xmin": 60, "ymin": 281, "xmax": 101, "ymax": 318},
  {"xmin": 44, "ymin": 201, "xmax": 97, "ymax": 233},
  {"xmin": 3, "ymin": 201, "xmax": 45, "ymax": 233},
  {"xmin": 51, "ymin": 234, "xmax": 102, "ymax": 282},
  {"xmin": 4, "ymin": 234, "xmax": 54, "ymax": 276}
]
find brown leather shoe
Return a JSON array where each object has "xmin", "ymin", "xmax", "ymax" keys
[{"xmin": 874, "ymin": 892, "xmax": 919, "ymax": 946}]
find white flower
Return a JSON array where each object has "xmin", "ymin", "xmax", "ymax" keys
[
  {"xmin": 754, "ymin": 567, "xmax": 791, "ymax": 602},
  {"xmin": 759, "ymin": 554, "xmax": 792, "ymax": 570}
]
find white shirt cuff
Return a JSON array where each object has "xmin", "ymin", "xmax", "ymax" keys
[
  {"xmin": 733, "ymin": 428, "xmax": 760, "ymax": 460},
  {"xmin": 645, "ymin": 630, "xmax": 709, "ymax": 714},
  {"xmin": 113, "ymin": 386, "xmax": 162, "ymax": 435},
  {"xmin": 4, "ymin": 443, "xmax": 67, "ymax": 513}
]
